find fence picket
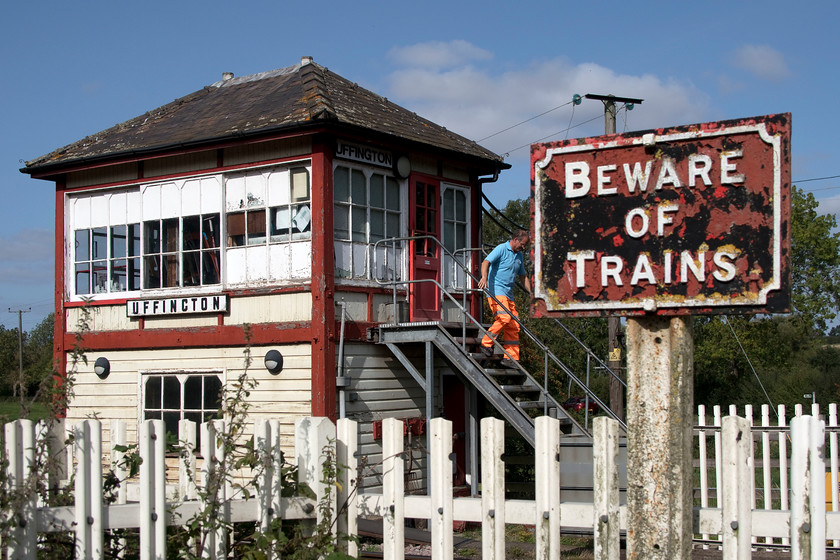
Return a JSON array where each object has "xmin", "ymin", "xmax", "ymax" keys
[
  {"xmin": 535, "ymin": 416, "xmax": 561, "ymax": 560},
  {"xmin": 698, "ymin": 405, "xmax": 709, "ymax": 547},
  {"xmin": 5, "ymin": 420, "xmax": 37, "ymax": 560},
  {"xmin": 830, "ymin": 404, "xmax": 839, "ymax": 548},
  {"xmin": 178, "ymin": 419, "xmax": 197, "ymax": 502},
  {"xmin": 721, "ymin": 415, "xmax": 752, "ymax": 558},
  {"xmin": 593, "ymin": 417, "xmax": 620, "ymax": 560},
  {"xmin": 809, "ymin": 416, "xmax": 827, "ymax": 560},
  {"xmin": 140, "ymin": 419, "xmax": 166, "ymax": 560},
  {"xmin": 336, "ymin": 418, "xmax": 358, "ymax": 558},
  {"xmin": 480, "ymin": 417, "xmax": 505, "ymax": 560},
  {"xmin": 790, "ymin": 415, "xmax": 827, "ymax": 559},
  {"xmin": 430, "ymin": 418, "xmax": 453, "ymax": 558},
  {"xmin": 382, "ymin": 417, "xmax": 405, "ymax": 560}
]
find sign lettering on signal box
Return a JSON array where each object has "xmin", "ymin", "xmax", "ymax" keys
[{"xmin": 532, "ymin": 114, "xmax": 791, "ymax": 317}]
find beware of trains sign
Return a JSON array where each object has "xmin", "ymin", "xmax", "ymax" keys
[{"xmin": 532, "ymin": 114, "xmax": 791, "ymax": 317}]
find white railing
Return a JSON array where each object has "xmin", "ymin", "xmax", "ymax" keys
[
  {"xmin": 696, "ymin": 402, "xmax": 840, "ymax": 554},
  {"xmin": 3, "ymin": 411, "xmax": 839, "ymax": 559}
]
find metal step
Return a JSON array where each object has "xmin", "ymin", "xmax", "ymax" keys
[{"xmin": 500, "ymin": 384, "xmax": 540, "ymax": 393}]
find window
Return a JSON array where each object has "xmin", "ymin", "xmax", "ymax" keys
[
  {"xmin": 143, "ymin": 373, "xmax": 222, "ymax": 442},
  {"xmin": 333, "ymin": 165, "xmax": 403, "ymax": 279},
  {"xmin": 226, "ymin": 167, "xmax": 311, "ymax": 246},
  {"xmin": 142, "ymin": 214, "xmax": 221, "ymax": 289},
  {"xmin": 74, "ymin": 224, "xmax": 141, "ymax": 295},
  {"xmin": 442, "ymin": 185, "xmax": 471, "ymax": 290}
]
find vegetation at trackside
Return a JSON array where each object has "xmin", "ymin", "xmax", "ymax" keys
[{"xmin": 481, "ymin": 185, "xmax": 840, "ymax": 411}]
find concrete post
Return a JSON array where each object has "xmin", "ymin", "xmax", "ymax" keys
[{"xmin": 625, "ymin": 316, "xmax": 694, "ymax": 560}]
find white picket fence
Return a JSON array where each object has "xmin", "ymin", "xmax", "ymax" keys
[
  {"xmin": 696, "ymin": 402, "xmax": 840, "ymax": 555},
  {"xmin": 3, "ymin": 410, "xmax": 839, "ymax": 559}
]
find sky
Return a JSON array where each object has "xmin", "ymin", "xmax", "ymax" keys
[{"xmin": 1, "ymin": 0, "xmax": 838, "ymax": 332}]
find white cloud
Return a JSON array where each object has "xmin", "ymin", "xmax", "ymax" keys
[
  {"xmin": 732, "ymin": 44, "xmax": 791, "ymax": 82},
  {"xmin": 817, "ymin": 193, "xmax": 840, "ymax": 219},
  {"xmin": 0, "ymin": 229, "xmax": 53, "ymax": 262},
  {"xmin": 384, "ymin": 46, "xmax": 711, "ymax": 202},
  {"xmin": 387, "ymin": 40, "xmax": 493, "ymax": 70}
]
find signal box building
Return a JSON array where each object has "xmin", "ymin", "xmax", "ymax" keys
[{"xmin": 24, "ymin": 57, "xmax": 583, "ymax": 489}]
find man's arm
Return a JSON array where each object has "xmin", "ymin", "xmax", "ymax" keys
[
  {"xmin": 477, "ymin": 260, "xmax": 491, "ymax": 290},
  {"xmin": 522, "ymin": 274, "xmax": 531, "ymax": 296}
]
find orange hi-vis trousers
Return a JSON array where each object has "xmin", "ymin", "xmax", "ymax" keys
[{"xmin": 480, "ymin": 295, "xmax": 521, "ymax": 361}]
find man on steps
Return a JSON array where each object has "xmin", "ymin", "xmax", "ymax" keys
[{"xmin": 477, "ymin": 229, "xmax": 531, "ymax": 363}]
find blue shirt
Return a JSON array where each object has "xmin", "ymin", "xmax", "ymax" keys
[{"xmin": 484, "ymin": 241, "xmax": 526, "ymax": 299}]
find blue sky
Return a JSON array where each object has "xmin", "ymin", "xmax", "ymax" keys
[{"xmin": 1, "ymin": 0, "xmax": 838, "ymax": 332}]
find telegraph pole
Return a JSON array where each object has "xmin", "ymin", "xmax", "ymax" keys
[
  {"xmin": 584, "ymin": 95, "xmax": 694, "ymax": 559},
  {"xmin": 8, "ymin": 307, "xmax": 30, "ymax": 402},
  {"xmin": 584, "ymin": 93, "xmax": 643, "ymax": 422}
]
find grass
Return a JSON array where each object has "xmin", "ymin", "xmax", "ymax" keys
[{"xmin": 0, "ymin": 398, "xmax": 50, "ymax": 423}]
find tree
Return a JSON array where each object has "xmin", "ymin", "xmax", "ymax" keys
[
  {"xmin": 694, "ymin": 185, "xmax": 840, "ymax": 406},
  {"xmin": 24, "ymin": 313, "xmax": 54, "ymax": 397},
  {"xmin": 0, "ymin": 326, "xmax": 19, "ymax": 397},
  {"xmin": 790, "ymin": 186, "xmax": 840, "ymax": 332}
]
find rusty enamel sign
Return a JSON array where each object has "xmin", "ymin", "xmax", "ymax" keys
[{"xmin": 532, "ymin": 114, "xmax": 791, "ymax": 317}]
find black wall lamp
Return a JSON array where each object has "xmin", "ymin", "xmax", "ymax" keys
[
  {"xmin": 94, "ymin": 357, "xmax": 110, "ymax": 379},
  {"xmin": 264, "ymin": 350, "xmax": 284, "ymax": 375}
]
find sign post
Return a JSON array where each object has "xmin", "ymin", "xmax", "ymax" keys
[{"xmin": 531, "ymin": 114, "xmax": 791, "ymax": 558}]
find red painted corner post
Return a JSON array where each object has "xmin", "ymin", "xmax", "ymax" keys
[
  {"xmin": 310, "ymin": 140, "xmax": 336, "ymax": 420},
  {"xmin": 53, "ymin": 184, "xmax": 68, "ymax": 416}
]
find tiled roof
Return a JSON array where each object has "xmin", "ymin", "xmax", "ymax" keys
[{"xmin": 23, "ymin": 59, "xmax": 506, "ymax": 173}]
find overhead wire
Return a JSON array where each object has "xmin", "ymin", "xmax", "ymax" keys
[
  {"xmin": 722, "ymin": 315, "xmax": 779, "ymax": 420},
  {"xmin": 477, "ymin": 100, "xmax": 575, "ymax": 143}
]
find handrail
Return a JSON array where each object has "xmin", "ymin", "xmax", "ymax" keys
[{"xmin": 372, "ymin": 235, "xmax": 627, "ymax": 431}]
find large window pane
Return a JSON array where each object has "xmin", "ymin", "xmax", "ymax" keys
[
  {"xmin": 92, "ymin": 227, "xmax": 108, "ymax": 260},
  {"xmin": 351, "ymin": 207, "xmax": 366, "ymax": 242},
  {"xmin": 75, "ymin": 230, "xmax": 90, "ymax": 261},
  {"xmin": 334, "ymin": 205, "xmax": 349, "ymax": 241},
  {"xmin": 129, "ymin": 224, "xmax": 140, "ymax": 257},
  {"xmin": 370, "ymin": 175, "xmax": 384, "ymax": 208},
  {"xmin": 163, "ymin": 376, "xmax": 181, "ymax": 409},
  {"xmin": 351, "ymin": 170, "xmax": 366, "ymax": 204},
  {"xmin": 162, "ymin": 254, "xmax": 179, "ymax": 288},
  {"xmin": 92, "ymin": 261, "xmax": 108, "ymax": 293},
  {"xmin": 203, "ymin": 376, "xmax": 222, "ymax": 409},
  {"xmin": 144, "ymin": 255, "xmax": 160, "ymax": 289},
  {"xmin": 291, "ymin": 168, "xmax": 310, "ymax": 202},
  {"xmin": 145, "ymin": 376, "xmax": 161, "ymax": 408},
  {"xmin": 203, "ymin": 251, "xmax": 220, "ymax": 285},
  {"xmin": 111, "ymin": 225, "xmax": 127, "ymax": 258},
  {"xmin": 184, "ymin": 376, "xmax": 202, "ymax": 409},
  {"xmin": 334, "ymin": 167, "xmax": 349, "ymax": 201},
  {"xmin": 111, "ymin": 259, "xmax": 127, "ymax": 291},
  {"xmin": 370, "ymin": 209, "xmax": 385, "ymax": 242},
  {"xmin": 75, "ymin": 263, "xmax": 90, "ymax": 295},
  {"xmin": 162, "ymin": 219, "xmax": 179, "ymax": 253},
  {"xmin": 203, "ymin": 215, "xmax": 220, "ymax": 248},
  {"xmin": 128, "ymin": 258, "xmax": 141, "ymax": 291},
  {"xmin": 246, "ymin": 209, "xmax": 266, "ymax": 245},
  {"xmin": 456, "ymin": 190, "xmax": 467, "ymax": 221},
  {"xmin": 145, "ymin": 221, "xmax": 161, "ymax": 254},
  {"xmin": 183, "ymin": 216, "xmax": 201, "ymax": 251},
  {"xmin": 227, "ymin": 212, "xmax": 245, "ymax": 247},
  {"xmin": 386, "ymin": 178, "xmax": 400, "ymax": 211}
]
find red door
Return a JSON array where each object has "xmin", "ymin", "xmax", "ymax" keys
[{"xmin": 409, "ymin": 178, "xmax": 441, "ymax": 321}]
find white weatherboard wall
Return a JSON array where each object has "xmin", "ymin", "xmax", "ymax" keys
[
  {"xmin": 66, "ymin": 344, "xmax": 312, "ymax": 459},
  {"xmin": 340, "ymin": 342, "xmax": 429, "ymax": 492}
]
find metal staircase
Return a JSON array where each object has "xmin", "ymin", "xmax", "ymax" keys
[
  {"xmin": 372, "ymin": 321, "xmax": 586, "ymax": 446},
  {"xmin": 372, "ymin": 235, "xmax": 626, "ymax": 448}
]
